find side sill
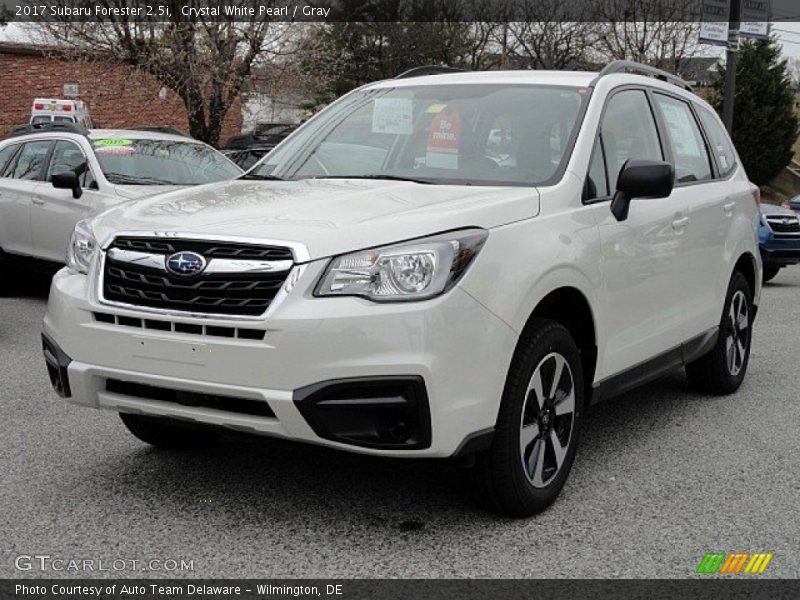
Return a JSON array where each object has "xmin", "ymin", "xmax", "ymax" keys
[{"xmin": 591, "ymin": 327, "xmax": 719, "ymax": 405}]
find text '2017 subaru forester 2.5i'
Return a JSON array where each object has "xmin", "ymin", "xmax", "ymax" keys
[{"xmin": 43, "ymin": 62, "xmax": 761, "ymax": 517}]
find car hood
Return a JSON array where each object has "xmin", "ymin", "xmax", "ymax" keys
[
  {"xmin": 92, "ymin": 178, "xmax": 539, "ymax": 260},
  {"xmin": 759, "ymin": 204, "xmax": 798, "ymax": 218},
  {"xmin": 112, "ymin": 184, "xmax": 189, "ymax": 200}
]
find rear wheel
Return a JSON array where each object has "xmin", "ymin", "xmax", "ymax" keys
[
  {"xmin": 762, "ymin": 265, "xmax": 780, "ymax": 283},
  {"xmin": 470, "ymin": 319, "xmax": 583, "ymax": 517},
  {"xmin": 686, "ymin": 272, "xmax": 753, "ymax": 395},
  {"xmin": 119, "ymin": 413, "xmax": 220, "ymax": 449}
]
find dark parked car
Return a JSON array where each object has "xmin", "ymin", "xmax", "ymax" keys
[
  {"xmin": 759, "ymin": 204, "xmax": 800, "ymax": 282},
  {"xmin": 222, "ymin": 123, "xmax": 299, "ymax": 170}
]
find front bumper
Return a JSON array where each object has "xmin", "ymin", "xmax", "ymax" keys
[
  {"xmin": 43, "ymin": 264, "xmax": 517, "ymax": 458},
  {"xmin": 759, "ymin": 231, "xmax": 800, "ymax": 266}
]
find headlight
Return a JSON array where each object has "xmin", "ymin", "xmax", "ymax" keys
[
  {"xmin": 66, "ymin": 219, "xmax": 97, "ymax": 274},
  {"xmin": 315, "ymin": 229, "xmax": 488, "ymax": 302}
]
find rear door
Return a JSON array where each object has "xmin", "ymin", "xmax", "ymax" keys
[
  {"xmin": 0, "ymin": 140, "xmax": 52, "ymax": 256},
  {"xmin": 650, "ymin": 93, "xmax": 727, "ymax": 338},
  {"xmin": 31, "ymin": 140, "xmax": 99, "ymax": 262},
  {"xmin": 0, "ymin": 142, "xmax": 24, "ymax": 254}
]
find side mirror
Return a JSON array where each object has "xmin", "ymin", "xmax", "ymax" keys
[
  {"xmin": 51, "ymin": 171, "xmax": 82, "ymax": 199},
  {"xmin": 610, "ymin": 159, "xmax": 674, "ymax": 222}
]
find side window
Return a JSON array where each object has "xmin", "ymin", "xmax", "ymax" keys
[
  {"xmin": 601, "ymin": 90, "xmax": 663, "ymax": 191},
  {"xmin": 653, "ymin": 94, "xmax": 712, "ymax": 184},
  {"xmin": 0, "ymin": 144, "xmax": 20, "ymax": 176},
  {"xmin": 696, "ymin": 105, "xmax": 737, "ymax": 178},
  {"xmin": 46, "ymin": 141, "xmax": 87, "ymax": 181},
  {"xmin": 586, "ymin": 136, "xmax": 608, "ymax": 200},
  {"xmin": 11, "ymin": 141, "xmax": 53, "ymax": 181}
]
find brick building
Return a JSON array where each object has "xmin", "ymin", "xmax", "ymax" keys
[{"xmin": 0, "ymin": 43, "xmax": 242, "ymax": 146}]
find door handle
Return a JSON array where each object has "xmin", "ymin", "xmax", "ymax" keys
[
  {"xmin": 672, "ymin": 216, "xmax": 690, "ymax": 231},
  {"xmin": 723, "ymin": 201, "xmax": 736, "ymax": 215},
  {"xmin": 32, "ymin": 197, "xmax": 45, "ymax": 206}
]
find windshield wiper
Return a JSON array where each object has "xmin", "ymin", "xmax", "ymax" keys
[
  {"xmin": 312, "ymin": 174, "xmax": 434, "ymax": 185},
  {"xmin": 240, "ymin": 173, "xmax": 285, "ymax": 181},
  {"xmin": 106, "ymin": 173, "xmax": 180, "ymax": 185}
]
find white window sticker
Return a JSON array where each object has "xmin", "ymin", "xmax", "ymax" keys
[
  {"xmin": 660, "ymin": 103, "xmax": 703, "ymax": 157},
  {"xmin": 372, "ymin": 98, "xmax": 413, "ymax": 135}
]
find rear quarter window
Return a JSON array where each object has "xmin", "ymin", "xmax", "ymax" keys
[{"xmin": 696, "ymin": 105, "xmax": 737, "ymax": 178}]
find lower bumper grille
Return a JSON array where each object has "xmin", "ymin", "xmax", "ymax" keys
[{"xmin": 106, "ymin": 379, "xmax": 276, "ymax": 419}]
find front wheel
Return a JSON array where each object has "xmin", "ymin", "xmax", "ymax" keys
[
  {"xmin": 470, "ymin": 319, "xmax": 583, "ymax": 517},
  {"xmin": 686, "ymin": 272, "xmax": 753, "ymax": 395},
  {"xmin": 120, "ymin": 413, "xmax": 220, "ymax": 449}
]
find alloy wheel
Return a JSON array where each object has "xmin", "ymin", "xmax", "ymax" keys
[
  {"xmin": 519, "ymin": 352, "xmax": 576, "ymax": 488},
  {"xmin": 726, "ymin": 289, "xmax": 749, "ymax": 376}
]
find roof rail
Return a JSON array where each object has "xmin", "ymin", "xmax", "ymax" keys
[
  {"xmin": 7, "ymin": 122, "xmax": 90, "ymax": 139},
  {"xmin": 395, "ymin": 65, "xmax": 465, "ymax": 79},
  {"xmin": 130, "ymin": 126, "xmax": 190, "ymax": 137},
  {"xmin": 591, "ymin": 60, "xmax": 693, "ymax": 92}
]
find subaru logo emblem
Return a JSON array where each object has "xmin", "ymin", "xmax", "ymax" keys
[{"xmin": 166, "ymin": 251, "xmax": 207, "ymax": 276}]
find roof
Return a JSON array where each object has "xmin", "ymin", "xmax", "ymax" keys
[
  {"xmin": 89, "ymin": 129, "xmax": 201, "ymax": 143},
  {"xmin": 369, "ymin": 70, "xmax": 599, "ymax": 89},
  {"xmin": 0, "ymin": 41, "xmax": 108, "ymax": 61},
  {"xmin": 3, "ymin": 127, "xmax": 201, "ymax": 144},
  {"xmin": 366, "ymin": 68, "xmax": 702, "ymax": 100}
]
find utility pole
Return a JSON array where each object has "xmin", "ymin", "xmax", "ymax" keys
[
  {"xmin": 722, "ymin": 0, "xmax": 742, "ymax": 133},
  {"xmin": 500, "ymin": 23, "xmax": 509, "ymax": 69}
]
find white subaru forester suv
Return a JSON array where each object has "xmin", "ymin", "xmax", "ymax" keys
[{"xmin": 43, "ymin": 62, "xmax": 761, "ymax": 517}]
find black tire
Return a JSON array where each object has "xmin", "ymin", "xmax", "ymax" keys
[
  {"xmin": 762, "ymin": 265, "xmax": 780, "ymax": 283},
  {"xmin": 686, "ymin": 272, "xmax": 753, "ymax": 395},
  {"xmin": 119, "ymin": 413, "xmax": 220, "ymax": 449},
  {"xmin": 470, "ymin": 319, "xmax": 583, "ymax": 518}
]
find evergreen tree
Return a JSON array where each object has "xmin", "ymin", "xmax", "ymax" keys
[{"xmin": 711, "ymin": 38, "xmax": 799, "ymax": 186}]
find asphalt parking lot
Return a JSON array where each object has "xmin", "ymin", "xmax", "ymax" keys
[{"xmin": 1, "ymin": 266, "xmax": 799, "ymax": 579}]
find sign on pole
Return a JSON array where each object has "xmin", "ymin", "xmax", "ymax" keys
[
  {"xmin": 739, "ymin": 0, "xmax": 771, "ymax": 40},
  {"xmin": 699, "ymin": 0, "xmax": 731, "ymax": 47}
]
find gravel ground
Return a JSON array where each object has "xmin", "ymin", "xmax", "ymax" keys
[{"xmin": 1, "ymin": 266, "xmax": 798, "ymax": 579}]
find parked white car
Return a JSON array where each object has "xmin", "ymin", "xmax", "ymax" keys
[
  {"xmin": 43, "ymin": 63, "xmax": 761, "ymax": 517},
  {"xmin": 0, "ymin": 125, "xmax": 242, "ymax": 265}
]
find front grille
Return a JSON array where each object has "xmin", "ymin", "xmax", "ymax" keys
[
  {"xmin": 102, "ymin": 237, "xmax": 293, "ymax": 316},
  {"xmin": 106, "ymin": 379, "xmax": 275, "ymax": 418},
  {"xmin": 766, "ymin": 217, "xmax": 800, "ymax": 234},
  {"xmin": 112, "ymin": 236, "xmax": 293, "ymax": 260}
]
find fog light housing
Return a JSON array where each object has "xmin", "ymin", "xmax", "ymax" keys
[{"xmin": 293, "ymin": 376, "xmax": 431, "ymax": 450}]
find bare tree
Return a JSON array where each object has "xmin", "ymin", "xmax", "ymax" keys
[
  {"xmin": 33, "ymin": 0, "xmax": 296, "ymax": 145},
  {"xmin": 507, "ymin": 0, "xmax": 596, "ymax": 70},
  {"xmin": 592, "ymin": 0, "xmax": 701, "ymax": 74}
]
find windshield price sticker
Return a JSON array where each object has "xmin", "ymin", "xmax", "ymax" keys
[
  {"xmin": 94, "ymin": 138, "xmax": 134, "ymax": 147},
  {"xmin": 95, "ymin": 146, "xmax": 136, "ymax": 155},
  {"xmin": 372, "ymin": 98, "xmax": 413, "ymax": 135}
]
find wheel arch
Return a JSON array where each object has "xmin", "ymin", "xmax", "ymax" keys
[
  {"xmin": 516, "ymin": 285, "xmax": 598, "ymax": 405},
  {"xmin": 733, "ymin": 251, "xmax": 759, "ymax": 303}
]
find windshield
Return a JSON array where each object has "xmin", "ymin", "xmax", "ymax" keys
[
  {"xmin": 92, "ymin": 138, "xmax": 242, "ymax": 185},
  {"xmin": 249, "ymin": 84, "xmax": 588, "ymax": 186}
]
